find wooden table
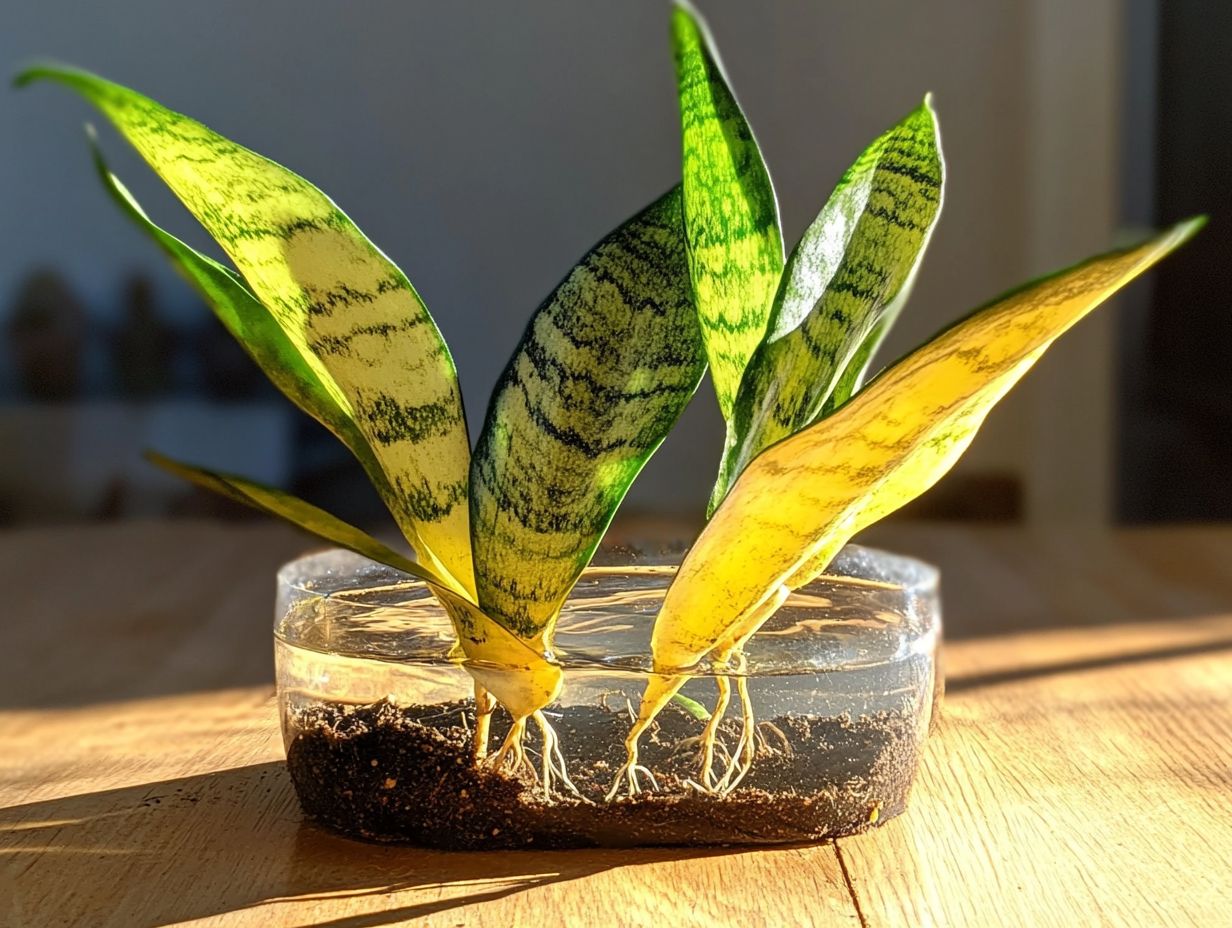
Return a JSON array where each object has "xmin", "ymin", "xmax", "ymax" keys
[{"xmin": 2, "ymin": 521, "xmax": 1230, "ymax": 927}]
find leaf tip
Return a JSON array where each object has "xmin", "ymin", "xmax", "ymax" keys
[
  {"xmin": 671, "ymin": 692, "xmax": 712, "ymax": 722},
  {"xmin": 143, "ymin": 449, "xmax": 210, "ymax": 491},
  {"xmin": 1146, "ymin": 215, "xmax": 1207, "ymax": 259},
  {"xmin": 83, "ymin": 121, "xmax": 107, "ymax": 168},
  {"xmin": 1174, "ymin": 214, "xmax": 1208, "ymax": 243},
  {"xmin": 11, "ymin": 64, "xmax": 45, "ymax": 90},
  {"xmin": 11, "ymin": 61, "xmax": 80, "ymax": 91},
  {"xmin": 671, "ymin": 0, "xmax": 713, "ymax": 53},
  {"xmin": 671, "ymin": 0, "xmax": 702, "ymax": 21},
  {"xmin": 143, "ymin": 448, "xmax": 191, "ymax": 484},
  {"xmin": 913, "ymin": 92, "xmax": 940, "ymax": 129},
  {"xmin": 10, "ymin": 62, "xmax": 114, "ymax": 105}
]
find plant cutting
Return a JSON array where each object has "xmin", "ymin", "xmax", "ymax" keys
[{"xmin": 20, "ymin": 1, "xmax": 1200, "ymax": 848}]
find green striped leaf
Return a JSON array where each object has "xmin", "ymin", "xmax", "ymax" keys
[
  {"xmin": 818, "ymin": 314, "xmax": 891, "ymax": 419},
  {"xmin": 711, "ymin": 98, "xmax": 944, "ymax": 511},
  {"xmin": 87, "ymin": 133, "xmax": 476, "ymax": 593},
  {"xmin": 672, "ymin": 0, "xmax": 783, "ymax": 421},
  {"xmin": 20, "ymin": 65, "xmax": 474, "ymax": 596},
  {"xmin": 88, "ymin": 135, "xmax": 429, "ymax": 561},
  {"xmin": 650, "ymin": 219, "xmax": 1203, "ymax": 671},
  {"xmin": 146, "ymin": 451, "xmax": 436, "ymax": 584},
  {"xmin": 90, "ymin": 134, "xmax": 354, "ymax": 448},
  {"xmin": 470, "ymin": 187, "xmax": 706, "ymax": 643}
]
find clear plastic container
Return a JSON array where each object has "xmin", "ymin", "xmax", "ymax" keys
[{"xmin": 275, "ymin": 545, "xmax": 941, "ymax": 849}]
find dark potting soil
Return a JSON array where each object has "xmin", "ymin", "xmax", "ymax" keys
[{"xmin": 285, "ymin": 699, "xmax": 921, "ymax": 850}]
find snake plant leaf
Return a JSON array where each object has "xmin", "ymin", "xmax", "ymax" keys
[
  {"xmin": 817, "ymin": 314, "xmax": 891, "ymax": 420},
  {"xmin": 672, "ymin": 0, "xmax": 783, "ymax": 420},
  {"xmin": 145, "ymin": 451, "xmax": 437, "ymax": 584},
  {"xmin": 145, "ymin": 451, "xmax": 563, "ymax": 717},
  {"xmin": 470, "ymin": 187, "xmax": 706, "ymax": 643},
  {"xmin": 89, "ymin": 136, "xmax": 436, "ymax": 568},
  {"xmin": 87, "ymin": 136, "xmax": 472, "ymax": 593},
  {"xmin": 19, "ymin": 65, "xmax": 475, "ymax": 596},
  {"xmin": 710, "ymin": 98, "xmax": 945, "ymax": 512},
  {"xmin": 651, "ymin": 218, "xmax": 1204, "ymax": 671},
  {"xmin": 90, "ymin": 135, "xmax": 355, "ymax": 449}
]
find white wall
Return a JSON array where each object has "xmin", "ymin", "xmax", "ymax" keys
[{"xmin": 1, "ymin": 0, "xmax": 1123, "ymax": 519}]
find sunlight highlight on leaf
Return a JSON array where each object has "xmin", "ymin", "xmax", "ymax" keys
[
  {"xmin": 712, "ymin": 97, "xmax": 945, "ymax": 509},
  {"xmin": 19, "ymin": 65, "xmax": 475, "ymax": 595},
  {"xmin": 671, "ymin": 0, "xmax": 783, "ymax": 421},
  {"xmin": 86, "ymin": 137, "xmax": 461, "ymax": 581},
  {"xmin": 651, "ymin": 218, "xmax": 1204, "ymax": 671}
]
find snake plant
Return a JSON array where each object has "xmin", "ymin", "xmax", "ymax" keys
[
  {"xmin": 21, "ymin": 0, "xmax": 1200, "ymax": 802},
  {"xmin": 609, "ymin": 1, "xmax": 1201, "ymax": 796}
]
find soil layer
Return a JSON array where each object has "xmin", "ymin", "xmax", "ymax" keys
[{"xmin": 286, "ymin": 699, "xmax": 921, "ymax": 849}]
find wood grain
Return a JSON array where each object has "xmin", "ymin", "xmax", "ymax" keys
[
  {"xmin": 2, "ymin": 521, "xmax": 1231, "ymax": 927},
  {"xmin": 847, "ymin": 523, "xmax": 1232, "ymax": 928}
]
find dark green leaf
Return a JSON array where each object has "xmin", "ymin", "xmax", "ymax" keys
[
  {"xmin": 711, "ymin": 98, "xmax": 944, "ymax": 511},
  {"xmin": 469, "ymin": 187, "xmax": 706, "ymax": 642}
]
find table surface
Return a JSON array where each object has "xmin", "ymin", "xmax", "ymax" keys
[{"xmin": 1, "ymin": 520, "xmax": 1230, "ymax": 928}]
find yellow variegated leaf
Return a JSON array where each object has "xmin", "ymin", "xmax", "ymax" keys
[
  {"xmin": 146, "ymin": 452, "xmax": 560, "ymax": 717},
  {"xmin": 651, "ymin": 218, "xmax": 1204, "ymax": 671},
  {"xmin": 470, "ymin": 188, "xmax": 705, "ymax": 643},
  {"xmin": 712, "ymin": 98, "xmax": 944, "ymax": 510},
  {"xmin": 672, "ymin": 0, "xmax": 783, "ymax": 420},
  {"xmin": 88, "ymin": 137, "xmax": 451, "ymax": 576},
  {"xmin": 780, "ymin": 353, "xmax": 1040, "ymax": 591},
  {"xmin": 20, "ymin": 66, "xmax": 474, "ymax": 596}
]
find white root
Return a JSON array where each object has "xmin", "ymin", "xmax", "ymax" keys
[
  {"xmin": 716, "ymin": 673, "xmax": 757, "ymax": 793},
  {"xmin": 604, "ymin": 674, "xmax": 684, "ymax": 801},
  {"xmin": 532, "ymin": 710, "xmax": 581, "ymax": 800},
  {"xmin": 603, "ymin": 717, "xmax": 660, "ymax": 801},
  {"xmin": 493, "ymin": 715, "xmax": 529, "ymax": 775},
  {"xmin": 681, "ymin": 588, "xmax": 788, "ymax": 795},
  {"xmin": 488, "ymin": 710, "xmax": 580, "ymax": 802},
  {"xmin": 604, "ymin": 756, "xmax": 660, "ymax": 801},
  {"xmin": 698, "ymin": 675, "xmax": 732, "ymax": 789}
]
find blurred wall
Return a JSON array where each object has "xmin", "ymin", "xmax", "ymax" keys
[{"xmin": 1, "ymin": 0, "xmax": 1126, "ymax": 519}]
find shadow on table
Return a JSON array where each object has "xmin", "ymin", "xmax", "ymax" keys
[
  {"xmin": 0, "ymin": 761, "xmax": 733, "ymax": 928},
  {"xmin": 945, "ymin": 635, "xmax": 1232, "ymax": 694}
]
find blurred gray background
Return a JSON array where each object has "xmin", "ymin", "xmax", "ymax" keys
[{"xmin": 1, "ymin": 0, "xmax": 1224, "ymax": 528}]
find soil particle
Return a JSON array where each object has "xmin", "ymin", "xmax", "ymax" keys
[{"xmin": 286, "ymin": 699, "xmax": 921, "ymax": 850}]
